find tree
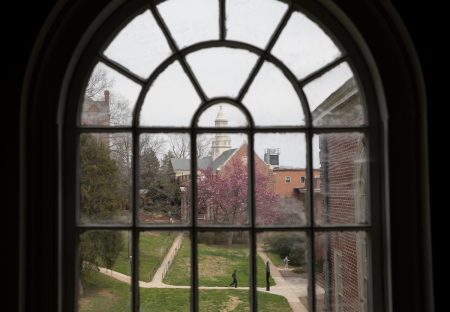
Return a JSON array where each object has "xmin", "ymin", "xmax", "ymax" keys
[
  {"xmin": 140, "ymin": 149, "xmax": 182, "ymax": 218},
  {"xmin": 168, "ymin": 134, "xmax": 212, "ymax": 159},
  {"xmin": 183, "ymin": 158, "xmax": 280, "ymax": 241},
  {"xmin": 79, "ymin": 134, "xmax": 124, "ymax": 291},
  {"xmin": 85, "ymin": 66, "xmax": 113, "ymax": 99}
]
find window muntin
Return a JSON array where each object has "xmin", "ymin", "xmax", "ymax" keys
[{"xmin": 76, "ymin": 1, "xmax": 372, "ymax": 311}]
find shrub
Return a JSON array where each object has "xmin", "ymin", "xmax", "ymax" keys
[{"xmin": 265, "ymin": 233, "xmax": 306, "ymax": 266}]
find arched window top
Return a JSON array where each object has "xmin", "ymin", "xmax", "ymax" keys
[{"xmin": 80, "ymin": 0, "xmax": 367, "ymax": 129}]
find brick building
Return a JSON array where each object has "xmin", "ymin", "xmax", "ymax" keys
[
  {"xmin": 81, "ymin": 90, "xmax": 111, "ymax": 144},
  {"xmin": 314, "ymin": 77, "xmax": 368, "ymax": 311}
]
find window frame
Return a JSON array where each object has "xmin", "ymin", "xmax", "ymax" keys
[
  {"xmin": 68, "ymin": 1, "xmax": 382, "ymax": 311},
  {"xmin": 19, "ymin": 0, "xmax": 433, "ymax": 312}
]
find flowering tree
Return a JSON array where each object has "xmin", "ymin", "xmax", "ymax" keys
[{"xmin": 184, "ymin": 158, "xmax": 280, "ymax": 226}]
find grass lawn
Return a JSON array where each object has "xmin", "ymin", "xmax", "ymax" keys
[
  {"xmin": 164, "ymin": 240, "xmax": 274, "ymax": 287},
  {"xmin": 79, "ymin": 271, "xmax": 291, "ymax": 312},
  {"xmin": 111, "ymin": 232, "xmax": 176, "ymax": 282}
]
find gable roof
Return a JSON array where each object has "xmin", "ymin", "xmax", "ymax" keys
[
  {"xmin": 170, "ymin": 148, "xmax": 238, "ymax": 173},
  {"xmin": 170, "ymin": 156, "xmax": 213, "ymax": 171}
]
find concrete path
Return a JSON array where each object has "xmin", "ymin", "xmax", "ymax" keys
[
  {"xmin": 151, "ymin": 233, "xmax": 184, "ymax": 285},
  {"xmin": 257, "ymin": 248, "xmax": 308, "ymax": 312},
  {"xmin": 99, "ymin": 241, "xmax": 324, "ymax": 312}
]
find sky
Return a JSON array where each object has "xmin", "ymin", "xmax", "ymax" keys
[{"xmin": 86, "ymin": 0, "xmax": 360, "ymax": 168}]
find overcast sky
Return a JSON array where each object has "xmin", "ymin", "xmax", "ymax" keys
[{"xmin": 87, "ymin": 0, "xmax": 358, "ymax": 168}]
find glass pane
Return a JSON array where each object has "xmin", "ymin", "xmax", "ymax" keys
[
  {"xmin": 198, "ymin": 231, "xmax": 250, "ymax": 310},
  {"xmin": 81, "ymin": 63, "xmax": 141, "ymax": 126},
  {"xmin": 313, "ymin": 133, "xmax": 369, "ymax": 225},
  {"xmin": 79, "ymin": 133, "xmax": 131, "ymax": 224},
  {"xmin": 140, "ymin": 231, "xmax": 191, "ymax": 311},
  {"xmin": 315, "ymin": 232, "xmax": 369, "ymax": 312},
  {"xmin": 195, "ymin": 133, "xmax": 248, "ymax": 225},
  {"xmin": 157, "ymin": 0, "xmax": 219, "ymax": 49},
  {"xmin": 257, "ymin": 231, "xmax": 309, "ymax": 311},
  {"xmin": 197, "ymin": 103, "xmax": 249, "ymax": 128},
  {"xmin": 140, "ymin": 61, "xmax": 201, "ymax": 127},
  {"xmin": 186, "ymin": 47, "xmax": 258, "ymax": 98},
  {"xmin": 272, "ymin": 11, "xmax": 342, "ymax": 79},
  {"xmin": 254, "ymin": 133, "xmax": 308, "ymax": 226},
  {"xmin": 103, "ymin": 10, "xmax": 172, "ymax": 79},
  {"xmin": 226, "ymin": 0, "xmax": 288, "ymax": 49},
  {"xmin": 243, "ymin": 61, "xmax": 305, "ymax": 126},
  {"xmin": 139, "ymin": 133, "xmax": 190, "ymax": 224},
  {"xmin": 304, "ymin": 62, "xmax": 366, "ymax": 127},
  {"xmin": 78, "ymin": 230, "xmax": 131, "ymax": 312}
]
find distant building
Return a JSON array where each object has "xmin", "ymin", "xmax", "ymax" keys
[
  {"xmin": 81, "ymin": 90, "xmax": 110, "ymax": 145},
  {"xmin": 264, "ymin": 148, "xmax": 280, "ymax": 168}
]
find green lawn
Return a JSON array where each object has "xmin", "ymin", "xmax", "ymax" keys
[
  {"xmin": 164, "ymin": 240, "xmax": 274, "ymax": 287},
  {"xmin": 111, "ymin": 232, "xmax": 176, "ymax": 282},
  {"xmin": 79, "ymin": 271, "xmax": 291, "ymax": 312}
]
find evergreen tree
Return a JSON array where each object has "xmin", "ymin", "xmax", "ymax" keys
[{"xmin": 79, "ymin": 134, "xmax": 124, "ymax": 285}]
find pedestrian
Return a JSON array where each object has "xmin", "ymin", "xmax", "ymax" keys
[
  {"xmin": 266, "ymin": 261, "xmax": 271, "ymax": 291},
  {"xmin": 229, "ymin": 270, "xmax": 238, "ymax": 288},
  {"xmin": 283, "ymin": 256, "xmax": 290, "ymax": 270}
]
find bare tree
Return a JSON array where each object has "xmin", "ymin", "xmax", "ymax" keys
[
  {"xmin": 85, "ymin": 67, "xmax": 113, "ymax": 99},
  {"xmin": 168, "ymin": 134, "xmax": 212, "ymax": 159}
]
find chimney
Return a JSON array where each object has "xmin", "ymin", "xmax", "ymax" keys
[{"xmin": 104, "ymin": 90, "xmax": 110, "ymax": 106}]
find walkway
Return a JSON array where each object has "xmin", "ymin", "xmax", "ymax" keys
[
  {"xmin": 257, "ymin": 248, "xmax": 308, "ymax": 312},
  {"xmin": 151, "ymin": 233, "xmax": 184, "ymax": 285},
  {"xmin": 98, "ymin": 241, "xmax": 322, "ymax": 312}
]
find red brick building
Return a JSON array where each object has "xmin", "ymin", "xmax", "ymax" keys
[
  {"xmin": 314, "ymin": 77, "xmax": 368, "ymax": 312},
  {"xmin": 81, "ymin": 90, "xmax": 111, "ymax": 144}
]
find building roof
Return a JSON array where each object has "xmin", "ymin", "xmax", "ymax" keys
[
  {"xmin": 170, "ymin": 156, "xmax": 213, "ymax": 171},
  {"xmin": 210, "ymin": 148, "xmax": 237, "ymax": 171},
  {"xmin": 311, "ymin": 77, "xmax": 361, "ymax": 126},
  {"xmin": 171, "ymin": 148, "xmax": 238, "ymax": 173}
]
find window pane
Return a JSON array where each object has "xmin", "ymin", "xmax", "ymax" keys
[
  {"xmin": 226, "ymin": 0, "xmax": 288, "ymax": 49},
  {"xmin": 79, "ymin": 133, "xmax": 131, "ymax": 224},
  {"xmin": 197, "ymin": 231, "xmax": 250, "ymax": 310},
  {"xmin": 78, "ymin": 230, "xmax": 131, "ymax": 312},
  {"xmin": 304, "ymin": 62, "xmax": 366, "ymax": 127},
  {"xmin": 139, "ymin": 133, "xmax": 190, "ymax": 225},
  {"xmin": 254, "ymin": 133, "xmax": 308, "ymax": 226},
  {"xmin": 197, "ymin": 103, "xmax": 249, "ymax": 128},
  {"xmin": 103, "ymin": 10, "xmax": 172, "ymax": 79},
  {"xmin": 186, "ymin": 47, "xmax": 258, "ymax": 98},
  {"xmin": 257, "ymin": 231, "xmax": 309, "ymax": 311},
  {"xmin": 313, "ymin": 133, "xmax": 369, "ymax": 225},
  {"xmin": 196, "ymin": 133, "xmax": 249, "ymax": 225},
  {"xmin": 139, "ymin": 231, "xmax": 191, "ymax": 311},
  {"xmin": 157, "ymin": 0, "xmax": 219, "ymax": 49},
  {"xmin": 315, "ymin": 231, "xmax": 369, "ymax": 312},
  {"xmin": 81, "ymin": 63, "xmax": 141, "ymax": 126},
  {"xmin": 243, "ymin": 61, "xmax": 305, "ymax": 126},
  {"xmin": 272, "ymin": 11, "xmax": 342, "ymax": 79},
  {"xmin": 140, "ymin": 61, "xmax": 201, "ymax": 127}
]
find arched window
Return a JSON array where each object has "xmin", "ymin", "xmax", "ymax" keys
[
  {"xmin": 19, "ymin": 0, "xmax": 436, "ymax": 312},
  {"xmin": 66, "ymin": 1, "xmax": 381, "ymax": 311}
]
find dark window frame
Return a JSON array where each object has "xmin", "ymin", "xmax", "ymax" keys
[{"xmin": 19, "ymin": 0, "xmax": 433, "ymax": 312}]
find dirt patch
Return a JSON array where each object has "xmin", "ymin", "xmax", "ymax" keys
[
  {"xmin": 220, "ymin": 295, "xmax": 242, "ymax": 312},
  {"xmin": 78, "ymin": 289, "xmax": 116, "ymax": 311},
  {"xmin": 199, "ymin": 256, "xmax": 228, "ymax": 278}
]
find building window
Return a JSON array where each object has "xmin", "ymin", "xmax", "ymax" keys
[{"xmin": 65, "ymin": 0, "xmax": 380, "ymax": 311}]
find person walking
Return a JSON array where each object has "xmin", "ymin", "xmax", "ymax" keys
[
  {"xmin": 266, "ymin": 261, "xmax": 271, "ymax": 291},
  {"xmin": 283, "ymin": 256, "xmax": 290, "ymax": 270},
  {"xmin": 229, "ymin": 270, "xmax": 238, "ymax": 288}
]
